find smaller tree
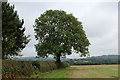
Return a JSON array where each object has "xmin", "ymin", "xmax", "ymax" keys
[
  {"xmin": 2, "ymin": 2, "xmax": 30, "ymax": 59},
  {"xmin": 34, "ymin": 10, "xmax": 90, "ymax": 63}
]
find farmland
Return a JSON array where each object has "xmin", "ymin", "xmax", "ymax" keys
[
  {"xmin": 67, "ymin": 65, "xmax": 118, "ymax": 78},
  {"xmin": 33, "ymin": 65, "xmax": 119, "ymax": 78}
]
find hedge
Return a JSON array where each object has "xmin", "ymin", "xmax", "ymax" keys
[{"xmin": 2, "ymin": 60, "xmax": 69, "ymax": 78}]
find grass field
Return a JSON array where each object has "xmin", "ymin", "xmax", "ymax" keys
[
  {"xmin": 31, "ymin": 67, "xmax": 74, "ymax": 78},
  {"xmin": 67, "ymin": 65, "xmax": 118, "ymax": 78},
  {"xmin": 32, "ymin": 65, "xmax": 118, "ymax": 78}
]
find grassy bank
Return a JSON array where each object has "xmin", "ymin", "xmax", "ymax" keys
[{"xmin": 31, "ymin": 67, "xmax": 75, "ymax": 78}]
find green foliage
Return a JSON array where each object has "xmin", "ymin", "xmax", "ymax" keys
[
  {"xmin": 33, "ymin": 10, "xmax": 90, "ymax": 62},
  {"xmin": 2, "ymin": 2, "xmax": 30, "ymax": 59},
  {"xmin": 56, "ymin": 62, "xmax": 70, "ymax": 69},
  {"xmin": 2, "ymin": 60, "xmax": 69, "ymax": 78},
  {"xmin": 2, "ymin": 60, "xmax": 34, "ymax": 78}
]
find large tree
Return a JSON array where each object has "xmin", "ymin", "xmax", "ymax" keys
[
  {"xmin": 34, "ymin": 10, "xmax": 90, "ymax": 63},
  {"xmin": 2, "ymin": 2, "xmax": 30, "ymax": 59}
]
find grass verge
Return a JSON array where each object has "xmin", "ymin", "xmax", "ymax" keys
[{"xmin": 31, "ymin": 67, "xmax": 75, "ymax": 78}]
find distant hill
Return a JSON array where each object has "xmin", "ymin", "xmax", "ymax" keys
[
  {"xmin": 12, "ymin": 57, "xmax": 55, "ymax": 61},
  {"xmin": 86, "ymin": 55, "xmax": 119, "ymax": 60},
  {"xmin": 12, "ymin": 55, "xmax": 119, "ymax": 61},
  {"xmin": 64, "ymin": 55, "xmax": 119, "ymax": 65},
  {"xmin": 12, "ymin": 56, "xmax": 70, "ymax": 61}
]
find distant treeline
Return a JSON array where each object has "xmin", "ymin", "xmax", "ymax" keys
[
  {"xmin": 2, "ymin": 60, "xmax": 69, "ymax": 78},
  {"xmin": 12, "ymin": 55, "xmax": 119, "ymax": 65},
  {"xmin": 64, "ymin": 55, "xmax": 120, "ymax": 65}
]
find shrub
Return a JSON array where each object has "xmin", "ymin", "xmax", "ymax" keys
[
  {"xmin": 2, "ymin": 60, "xmax": 34, "ymax": 78},
  {"xmin": 56, "ymin": 62, "xmax": 70, "ymax": 69},
  {"xmin": 2, "ymin": 60, "xmax": 69, "ymax": 78}
]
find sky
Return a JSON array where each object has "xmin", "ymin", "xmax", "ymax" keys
[{"xmin": 9, "ymin": 1, "xmax": 118, "ymax": 58}]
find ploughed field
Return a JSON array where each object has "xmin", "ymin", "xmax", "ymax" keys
[{"xmin": 32, "ymin": 65, "xmax": 119, "ymax": 78}]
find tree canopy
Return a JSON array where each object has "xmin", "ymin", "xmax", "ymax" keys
[
  {"xmin": 2, "ymin": 2, "xmax": 30, "ymax": 59},
  {"xmin": 33, "ymin": 10, "xmax": 90, "ymax": 63}
]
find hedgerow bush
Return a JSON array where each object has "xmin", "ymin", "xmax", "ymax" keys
[
  {"xmin": 2, "ymin": 60, "xmax": 69, "ymax": 78},
  {"xmin": 56, "ymin": 62, "xmax": 70, "ymax": 69},
  {"xmin": 2, "ymin": 60, "xmax": 34, "ymax": 78}
]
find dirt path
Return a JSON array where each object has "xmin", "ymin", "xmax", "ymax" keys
[{"xmin": 66, "ymin": 65, "xmax": 118, "ymax": 78}]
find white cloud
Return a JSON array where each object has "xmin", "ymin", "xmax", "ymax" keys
[{"xmin": 9, "ymin": 0, "xmax": 119, "ymax": 2}]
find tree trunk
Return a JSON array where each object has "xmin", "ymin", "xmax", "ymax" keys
[{"xmin": 56, "ymin": 53, "xmax": 61, "ymax": 63}]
